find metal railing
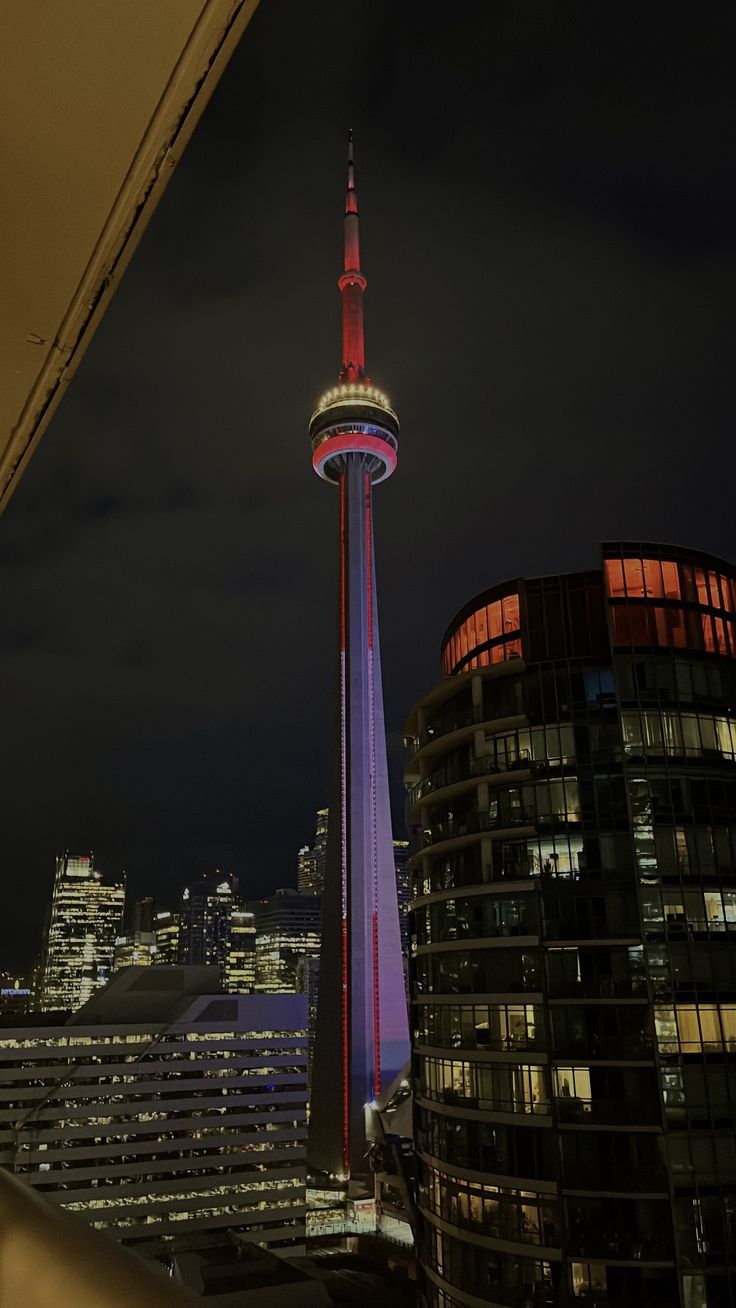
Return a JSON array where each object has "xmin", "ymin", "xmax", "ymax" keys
[{"xmin": 0, "ymin": 1167, "xmax": 196, "ymax": 1308}]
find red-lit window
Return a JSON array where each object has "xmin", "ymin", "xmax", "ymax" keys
[
  {"xmin": 612, "ymin": 607, "xmax": 633, "ymax": 645},
  {"xmin": 654, "ymin": 606, "xmax": 687, "ymax": 649},
  {"xmin": 708, "ymin": 572, "xmax": 723, "ymax": 609},
  {"xmin": 502, "ymin": 594, "xmax": 520, "ymax": 632},
  {"xmin": 605, "ymin": 559, "xmax": 626, "ymax": 598},
  {"xmin": 702, "ymin": 614, "xmax": 716, "ymax": 653},
  {"xmin": 489, "ymin": 601, "xmax": 502, "ymax": 641},
  {"xmin": 629, "ymin": 605, "xmax": 654, "ymax": 644},
  {"xmin": 611, "ymin": 604, "xmax": 653, "ymax": 645},
  {"xmin": 643, "ymin": 559, "xmax": 663, "ymax": 597},
  {"xmin": 661, "ymin": 561, "xmax": 680, "ymax": 599},
  {"xmin": 459, "ymin": 621, "xmax": 469, "ymax": 663},
  {"xmin": 624, "ymin": 559, "xmax": 645, "ymax": 596},
  {"xmin": 714, "ymin": 617, "xmax": 728, "ymax": 655},
  {"xmin": 695, "ymin": 568, "xmax": 709, "ymax": 606},
  {"xmin": 467, "ymin": 612, "xmax": 477, "ymax": 652},
  {"xmin": 442, "ymin": 591, "xmax": 522, "ymax": 675}
]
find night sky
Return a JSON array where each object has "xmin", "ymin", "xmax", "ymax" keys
[{"xmin": 1, "ymin": 3, "xmax": 734, "ymax": 970}]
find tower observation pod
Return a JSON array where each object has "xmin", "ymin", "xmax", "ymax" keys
[{"xmin": 308, "ymin": 134, "xmax": 409, "ymax": 1182}]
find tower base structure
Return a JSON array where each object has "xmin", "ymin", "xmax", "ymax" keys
[{"xmin": 309, "ymin": 458, "xmax": 409, "ymax": 1181}]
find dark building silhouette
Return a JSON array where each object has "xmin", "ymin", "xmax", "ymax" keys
[
  {"xmin": 297, "ymin": 808, "xmax": 329, "ymax": 897},
  {"xmin": 405, "ymin": 543, "xmax": 736, "ymax": 1308},
  {"xmin": 247, "ymin": 890, "xmax": 321, "ymax": 994}
]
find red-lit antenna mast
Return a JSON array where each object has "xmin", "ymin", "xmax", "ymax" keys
[{"xmin": 339, "ymin": 130, "xmax": 367, "ymax": 382}]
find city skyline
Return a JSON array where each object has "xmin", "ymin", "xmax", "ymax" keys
[{"xmin": 1, "ymin": 2, "xmax": 734, "ymax": 970}]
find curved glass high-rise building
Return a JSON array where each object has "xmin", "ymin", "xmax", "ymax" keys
[{"xmin": 405, "ymin": 543, "xmax": 736, "ymax": 1308}]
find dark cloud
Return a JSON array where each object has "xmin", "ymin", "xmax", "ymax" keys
[{"xmin": 1, "ymin": 1, "xmax": 734, "ymax": 968}]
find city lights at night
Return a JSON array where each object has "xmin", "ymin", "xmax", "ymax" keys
[{"xmin": 0, "ymin": 4, "xmax": 734, "ymax": 1306}]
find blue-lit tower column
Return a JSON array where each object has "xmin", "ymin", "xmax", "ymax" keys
[{"xmin": 308, "ymin": 134, "xmax": 409, "ymax": 1181}]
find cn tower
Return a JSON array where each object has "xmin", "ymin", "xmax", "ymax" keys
[{"xmin": 308, "ymin": 133, "xmax": 409, "ymax": 1181}]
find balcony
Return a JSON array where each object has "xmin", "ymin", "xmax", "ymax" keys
[
  {"xmin": 562, "ymin": 1163, "xmax": 668, "ymax": 1194},
  {"xmin": 421, "ymin": 809, "xmax": 536, "ymax": 848},
  {"xmin": 555, "ymin": 1095, "xmax": 660, "ymax": 1127},
  {"xmin": 547, "ymin": 976, "xmax": 648, "ymax": 1001},
  {"xmin": 418, "ymin": 1198, "xmax": 560, "ymax": 1250},
  {"xmin": 408, "ymin": 752, "xmax": 535, "ymax": 808},
  {"xmin": 419, "ymin": 1086, "xmax": 551, "ymax": 1117},
  {"xmin": 0, "ymin": 1167, "xmax": 195, "ymax": 1307}
]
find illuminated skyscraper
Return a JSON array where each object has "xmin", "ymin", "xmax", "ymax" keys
[
  {"xmin": 248, "ymin": 889, "xmax": 321, "ymax": 994},
  {"xmin": 406, "ymin": 543, "xmax": 736, "ymax": 1308},
  {"xmin": 297, "ymin": 807, "xmax": 329, "ymax": 896},
  {"xmin": 152, "ymin": 908, "xmax": 180, "ymax": 964},
  {"xmin": 112, "ymin": 897, "xmax": 156, "ymax": 971},
  {"xmin": 178, "ymin": 873, "xmax": 236, "ymax": 971},
  {"xmin": 227, "ymin": 907, "xmax": 256, "ymax": 992},
  {"xmin": 39, "ymin": 853, "xmax": 125, "ymax": 1012},
  {"xmin": 308, "ymin": 135, "xmax": 409, "ymax": 1179}
]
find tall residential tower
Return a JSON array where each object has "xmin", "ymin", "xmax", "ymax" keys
[
  {"xmin": 39, "ymin": 853, "xmax": 125, "ymax": 1012},
  {"xmin": 406, "ymin": 543, "xmax": 736, "ymax": 1308},
  {"xmin": 308, "ymin": 135, "xmax": 409, "ymax": 1179}
]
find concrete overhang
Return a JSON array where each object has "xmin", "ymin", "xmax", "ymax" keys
[{"xmin": 0, "ymin": 0, "xmax": 260, "ymax": 513}]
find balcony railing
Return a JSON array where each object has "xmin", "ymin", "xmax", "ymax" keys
[
  {"xmin": 408, "ymin": 752, "xmax": 535, "ymax": 807},
  {"xmin": 547, "ymin": 975, "xmax": 648, "ymax": 1000},
  {"xmin": 562, "ymin": 1163, "xmax": 668, "ymax": 1193},
  {"xmin": 555, "ymin": 1095, "xmax": 660, "ymax": 1126},
  {"xmin": 0, "ymin": 1167, "xmax": 196, "ymax": 1308},
  {"xmin": 419, "ymin": 1087, "xmax": 551, "ymax": 1116},
  {"xmin": 421, "ymin": 809, "xmax": 535, "ymax": 847}
]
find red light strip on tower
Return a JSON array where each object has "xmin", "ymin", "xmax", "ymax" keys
[
  {"xmin": 365, "ymin": 471, "xmax": 381, "ymax": 1098},
  {"xmin": 339, "ymin": 472, "xmax": 350, "ymax": 1174}
]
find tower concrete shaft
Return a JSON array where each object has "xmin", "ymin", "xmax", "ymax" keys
[{"xmin": 308, "ymin": 136, "xmax": 409, "ymax": 1180}]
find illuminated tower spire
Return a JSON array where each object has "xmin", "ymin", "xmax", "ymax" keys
[
  {"xmin": 308, "ymin": 135, "xmax": 409, "ymax": 1181},
  {"xmin": 340, "ymin": 129, "xmax": 366, "ymax": 382}
]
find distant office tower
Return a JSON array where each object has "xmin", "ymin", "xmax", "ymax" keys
[
  {"xmin": 226, "ymin": 908, "xmax": 256, "ymax": 992},
  {"xmin": 112, "ymin": 931, "xmax": 155, "ymax": 971},
  {"xmin": 178, "ymin": 872, "xmax": 236, "ymax": 972},
  {"xmin": 297, "ymin": 845, "xmax": 318, "ymax": 895},
  {"xmin": 406, "ymin": 543, "xmax": 736, "ymax": 1308},
  {"xmin": 133, "ymin": 896, "xmax": 155, "ymax": 933},
  {"xmin": 39, "ymin": 852, "xmax": 125, "ymax": 1011},
  {"xmin": 295, "ymin": 954, "xmax": 320, "ymax": 1090},
  {"xmin": 297, "ymin": 807, "xmax": 329, "ymax": 896},
  {"xmin": 0, "ymin": 967, "xmax": 307, "ymax": 1249},
  {"xmin": 308, "ymin": 135, "xmax": 409, "ymax": 1179},
  {"xmin": 248, "ymin": 890, "xmax": 321, "ymax": 993},
  {"xmin": 152, "ymin": 908, "xmax": 179, "ymax": 964},
  {"xmin": 113, "ymin": 896, "xmax": 156, "ymax": 971}
]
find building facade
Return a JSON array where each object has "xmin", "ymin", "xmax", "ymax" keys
[
  {"xmin": 1, "ymin": 968, "xmax": 308, "ymax": 1250},
  {"xmin": 307, "ymin": 136, "xmax": 409, "ymax": 1179},
  {"xmin": 405, "ymin": 544, "xmax": 736, "ymax": 1308},
  {"xmin": 227, "ymin": 908, "xmax": 256, "ymax": 993},
  {"xmin": 178, "ymin": 874, "xmax": 236, "ymax": 970},
  {"xmin": 113, "ymin": 931, "xmax": 155, "ymax": 971},
  {"xmin": 152, "ymin": 908, "xmax": 180, "ymax": 965},
  {"xmin": 297, "ymin": 807, "xmax": 329, "ymax": 897},
  {"xmin": 39, "ymin": 853, "xmax": 125, "ymax": 1012},
  {"xmin": 394, "ymin": 838, "xmax": 411, "ymax": 959},
  {"xmin": 248, "ymin": 890, "xmax": 321, "ymax": 994}
]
